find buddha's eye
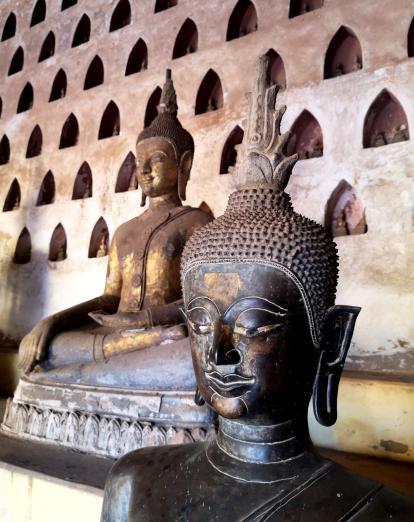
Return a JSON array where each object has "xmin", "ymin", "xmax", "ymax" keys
[
  {"xmin": 234, "ymin": 308, "xmax": 285, "ymax": 338},
  {"xmin": 151, "ymin": 153, "xmax": 167, "ymax": 164},
  {"xmin": 187, "ymin": 307, "xmax": 213, "ymax": 335}
]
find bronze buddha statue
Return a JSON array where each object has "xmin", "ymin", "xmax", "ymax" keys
[
  {"xmin": 2, "ymin": 70, "xmax": 215, "ymax": 457},
  {"xmin": 101, "ymin": 57, "xmax": 414, "ymax": 520}
]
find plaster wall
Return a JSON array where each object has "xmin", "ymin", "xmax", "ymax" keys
[{"xmin": 0, "ymin": 0, "xmax": 412, "ymax": 374}]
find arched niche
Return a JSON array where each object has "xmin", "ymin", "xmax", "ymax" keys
[
  {"xmin": 49, "ymin": 224, "xmax": 67, "ymax": 262},
  {"xmin": 324, "ymin": 26, "xmax": 362, "ymax": 79},
  {"xmin": 265, "ymin": 49, "xmax": 286, "ymax": 89},
  {"xmin": 3, "ymin": 178, "xmax": 21, "ymax": 211},
  {"xmin": 2, "ymin": 12, "xmax": 16, "ymax": 41},
  {"xmin": 287, "ymin": 110, "xmax": 323, "ymax": 160},
  {"xmin": 72, "ymin": 161, "xmax": 92, "ymax": 199},
  {"xmin": 62, "ymin": 0, "xmax": 77, "ymax": 10},
  {"xmin": 172, "ymin": 18, "xmax": 198, "ymax": 59},
  {"xmin": 26, "ymin": 125, "xmax": 42, "ymax": 158},
  {"xmin": 36, "ymin": 170, "xmax": 55, "ymax": 206},
  {"xmin": 0, "ymin": 97, "xmax": 2, "ymax": 118},
  {"xmin": 49, "ymin": 69, "xmax": 67, "ymax": 101},
  {"xmin": 289, "ymin": 0, "xmax": 323, "ymax": 18},
  {"xmin": 84, "ymin": 55, "xmax": 104, "ymax": 90},
  {"xmin": 0, "ymin": 135, "xmax": 10, "ymax": 165},
  {"xmin": 154, "ymin": 0, "xmax": 178, "ymax": 13},
  {"xmin": 98, "ymin": 101, "xmax": 120, "ymax": 139},
  {"xmin": 125, "ymin": 39, "xmax": 148, "ymax": 76},
  {"xmin": 115, "ymin": 151, "xmax": 137, "ymax": 192},
  {"xmin": 88, "ymin": 217, "xmax": 109, "ymax": 258},
  {"xmin": 72, "ymin": 14, "xmax": 91, "ymax": 47},
  {"xmin": 13, "ymin": 228, "xmax": 31, "ymax": 264},
  {"xmin": 195, "ymin": 69, "xmax": 223, "ymax": 115},
  {"xmin": 226, "ymin": 0, "xmax": 258, "ymax": 41},
  {"xmin": 325, "ymin": 180, "xmax": 367, "ymax": 237},
  {"xmin": 110, "ymin": 0, "xmax": 131, "ymax": 32},
  {"xmin": 59, "ymin": 113, "xmax": 79, "ymax": 149},
  {"xmin": 408, "ymin": 18, "xmax": 414, "ymax": 57},
  {"xmin": 17, "ymin": 82, "xmax": 34, "ymax": 113},
  {"xmin": 30, "ymin": 0, "xmax": 46, "ymax": 27},
  {"xmin": 38, "ymin": 31, "xmax": 55, "ymax": 62},
  {"xmin": 220, "ymin": 125, "xmax": 244, "ymax": 174},
  {"xmin": 8, "ymin": 47, "xmax": 24, "ymax": 76},
  {"xmin": 144, "ymin": 86, "xmax": 161, "ymax": 127},
  {"xmin": 363, "ymin": 90, "xmax": 409, "ymax": 148}
]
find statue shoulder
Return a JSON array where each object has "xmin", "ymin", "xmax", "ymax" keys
[
  {"xmin": 180, "ymin": 206, "xmax": 214, "ymax": 227},
  {"xmin": 111, "ymin": 216, "xmax": 141, "ymax": 244}
]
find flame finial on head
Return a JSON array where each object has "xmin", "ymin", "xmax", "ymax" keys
[
  {"xmin": 235, "ymin": 55, "xmax": 298, "ymax": 191},
  {"xmin": 158, "ymin": 69, "xmax": 178, "ymax": 116}
]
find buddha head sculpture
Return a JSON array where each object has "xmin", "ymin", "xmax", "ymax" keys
[
  {"xmin": 181, "ymin": 56, "xmax": 360, "ymax": 431},
  {"xmin": 136, "ymin": 69, "xmax": 194, "ymax": 205}
]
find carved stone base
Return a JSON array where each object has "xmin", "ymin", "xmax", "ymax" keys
[{"xmin": 1, "ymin": 377, "xmax": 215, "ymax": 459}]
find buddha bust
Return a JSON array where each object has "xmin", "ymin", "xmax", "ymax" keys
[
  {"xmin": 101, "ymin": 57, "xmax": 414, "ymax": 520},
  {"xmin": 2, "ymin": 70, "xmax": 214, "ymax": 457}
]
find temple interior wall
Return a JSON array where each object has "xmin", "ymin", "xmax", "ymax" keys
[{"xmin": 0, "ymin": 0, "xmax": 413, "ymax": 375}]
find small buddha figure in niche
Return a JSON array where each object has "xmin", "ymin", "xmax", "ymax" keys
[
  {"xmin": 55, "ymin": 244, "xmax": 66, "ymax": 262},
  {"xmin": 391, "ymin": 123, "xmax": 409, "ymax": 144},
  {"xmin": 206, "ymin": 97, "xmax": 217, "ymax": 112},
  {"xmin": 17, "ymin": 69, "xmax": 212, "ymax": 375},
  {"xmin": 96, "ymin": 235, "xmax": 108, "ymax": 258},
  {"xmin": 101, "ymin": 56, "xmax": 414, "ymax": 522},
  {"xmin": 352, "ymin": 55, "xmax": 363, "ymax": 72},
  {"xmin": 373, "ymin": 130, "xmax": 386, "ymax": 147},
  {"xmin": 127, "ymin": 171, "xmax": 138, "ymax": 190},
  {"xmin": 334, "ymin": 62, "xmax": 344, "ymax": 76},
  {"xmin": 81, "ymin": 173, "xmax": 92, "ymax": 198}
]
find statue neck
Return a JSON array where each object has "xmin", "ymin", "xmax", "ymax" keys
[
  {"xmin": 148, "ymin": 192, "xmax": 182, "ymax": 210},
  {"xmin": 217, "ymin": 417, "xmax": 306, "ymax": 465},
  {"xmin": 206, "ymin": 416, "xmax": 322, "ymax": 484}
]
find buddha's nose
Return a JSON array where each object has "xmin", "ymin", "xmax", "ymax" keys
[{"xmin": 215, "ymin": 325, "xmax": 241, "ymax": 366}]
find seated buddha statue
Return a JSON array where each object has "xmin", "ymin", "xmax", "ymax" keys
[
  {"xmin": 101, "ymin": 57, "xmax": 414, "ymax": 521},
  {"xmin": 2, "ymin": 70, "xmax": 214, "ymax": 456}
]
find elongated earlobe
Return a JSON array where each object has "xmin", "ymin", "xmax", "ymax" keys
[
  {"xmin": 178, "ymin": 150, "xmax": 193, "ymax": 201},
  {"xmin": 313, "ymin": 305, "xmax": 361, "ymax": 427},
  {"xmin": 140, "ymin": 192, "xmax": 147, "ymax": 207}
]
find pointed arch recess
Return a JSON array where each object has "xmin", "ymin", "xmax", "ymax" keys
[
  {"xmin": 325, "ymin": 180, "xmax": 367, "ymax": 237},
  {"xmin": 72, "ymin": 14, "xmax": 91, "ymax": 47},
  {"xmin": 62, "ymin": 0, "xmax": 77, "ymax": 10},
  {"xmin": 324, "ymin": 26, "xmax": 362, "ymax": 79},
  {"xmin": 2, "ymin": 12, "xmax": 16, "ymax": 41},
  {"xmin": 155, "ymin": 0, "xmax": 178, "ymax": 13},
  {"xmin": 98, "ymin": 101, "xmax": 120, "ymax": 139},
  {"xmin": 26, "ymin": 125, "xmax": 42, "ymax": 158},
  {"xmin": 88, "ymin": 218, "xmax": 109, "ymax": 258},
  {"xmin": 172, "ymin": 18, "xmax": 198, "ymax": 59},
  {"xmin": 49, "ymin": 224, "xmax": 67, "ymax": 262},
  {"xmin": 84, "ymin": 56, "xmax": 104, "ymax": 90},
  {"xmin": 13, "ymin": 228, "xmax": 31, "ymax": 264},
  {"xmin": 220, "ymin": 125, "xmax": 244, "ymax": 174},
  {"xmin": 226, "ymin": 0, "xmax": 258, "ymax": 41},
  {"xmin": 38, "ymin": 31, "xmax": 55, "ymax": 62},
  {"xmin": 8, "ymin": 47, "xmax": 24, "ymax": 76},
  {"xmin": 59, "ymin": 113, "xmax": 79, "ymax": 149},
  {"xmin": 408, "ymin": 18, "xmax": 414, "ymax": 57},
  {"xmin": 31, "ymin": 0, "xmax": 46, "ymax": 27},
  {"xmin": 195, "ymin": 69, "xmax": 223, "ymax": 115},
  {"xmin": 49, "ymin": 69, "xmax": 67, "ymax": 101},
  {"xmin": 0, "ymin": 135, "xmax": 10, "ymax": 165},
  {"xmin": 17, "ymin": 83, "xmax": 34, "ymax": 113},
  {"xmin": 110, "ymin": 0, "xmax": 131, "ymax": 32},
  {"xmin": 72, "ymin": 161, "xmax": 92, "ymax": 200},
  {"xmin": 144, "ymin": 87, "xmax": 161, "ymax": 127},
  {"xmin": 3, "ymin": 178, "xmax": 21, "ymax": 211},
  {"xmin": 125, "ymin": 39, "xmax": 148, "ymax": 76},
  {"xmin": 36, "ymin": 171, "xmax": 55, "ymax": 206},
  {"xmin": 363, "ymin": 90, "xmax": 409, "ymax": 148},
  {"xmin": 289, "ymin": 0, "xmax": 323, "ymax": 19},
  {"xmin": 265, "ymin": 49, "xmax": 286, "ymax": 89},
  {"xmin": 287, "ymin": 110, "xmax": 323, "ymax": 160},
  {"xmin": 115, "ymin": 151, "xmax": 137, "ymax": 192}
]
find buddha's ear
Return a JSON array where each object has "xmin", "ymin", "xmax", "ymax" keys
[
  {"xmin": 312, "ymin": 305, "xmax": 361, "ymax": 427},
  {"xmin": 178, "ymin": 150, "xmax": 193, "ymax": 201}
]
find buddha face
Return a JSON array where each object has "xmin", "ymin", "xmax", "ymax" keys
[
  {"xmin": 184, "ymin": 262, "xmax": 317, "ymax": 423},
  {"xmin": 136, "ymin": 137, "xmax": 179, "ymax": 198}
]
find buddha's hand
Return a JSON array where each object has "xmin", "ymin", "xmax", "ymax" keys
[
  {"xmin": 17, "ymin": 317, "xmax": 56, "ymax": 374},
  {"xmin": 89, "ymin": 311, "xmax": 149, "ymax": 330}
]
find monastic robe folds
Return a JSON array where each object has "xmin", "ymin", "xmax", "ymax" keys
[{"xmin": 106, "ymin": 205, "xmax": 212, "ymax": 311}]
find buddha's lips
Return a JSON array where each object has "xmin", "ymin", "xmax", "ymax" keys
[{"xmin": 205, "ymin": 371, "xmax": 255, "ymax": 391}]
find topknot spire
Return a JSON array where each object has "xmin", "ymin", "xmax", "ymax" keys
[
  {"xmin": 158, "ymin": 68, "xmax": 178, "ymax": 116},
  {"xmin": 235, "ymin": 55, "xmax": 298, "ymax": 191}
]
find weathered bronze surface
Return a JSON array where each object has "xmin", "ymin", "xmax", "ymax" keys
[
  {"xmin": 101, "ymin": 57, "xmax": 414, "ymax": 520},
  {"xmin": 2, "ymin": 70, "xmax": 215, "ymax": 457}
]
